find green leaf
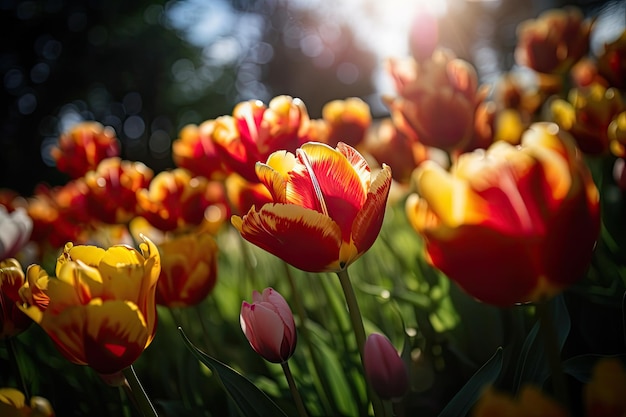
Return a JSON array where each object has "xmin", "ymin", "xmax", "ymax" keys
[
  {"xmin": 178, "ymin": 327, "xmax": 288, "ymax": 417},
  {"xmin": 437, "ymin": 347, "xmax": 504, "ymax": 417},
  {"xmin": 513, "ymin": 295, "xmax": 571, "ymax": 390}
]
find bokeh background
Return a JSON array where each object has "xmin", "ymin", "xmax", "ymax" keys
[{"xmin": 1, "ymin": 0, "xmax": 624, "ymax": 196}]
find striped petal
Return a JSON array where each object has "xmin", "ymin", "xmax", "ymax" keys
[
  {"xmin": 297, "ymin": 142, "xmax": 368, "ymax": 240},
  {"xmin": 232, "ymin": 203, "xmax": 342, "ymax": 272},
  {"xmin": 414, "ymin": 160, "xmax": 488, "ymax": 230},
  {"xmin": 40, "ymin": 299, "xmax": 149, "ymax": 374},
  {"xmin": 350, "ymin": 164, "xmax": 393, "ymax": 262}
]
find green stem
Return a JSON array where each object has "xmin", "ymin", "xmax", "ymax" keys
[
  {"xmin": 281, "ymin": 361, "xmax": 309, "ymax": 417},
  {"xmin": 336, "ymin": 268, "xmax": 386, "ymax": 417},
  {"xmin": 536, "ymin": 301, "xmax": 570, "ymax": 411},
  {"xmin": 122, "ymin": 365, "xmax": 159, "ymax": 417},
  {"xmin": 6, "ymin": 336, "xmax": 29, "ymax": 401},
  {"xmin": 283, "ymin": 263, "xmax": 334, "ymax": 414}
]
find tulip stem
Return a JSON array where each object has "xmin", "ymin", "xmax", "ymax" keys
[
  {"xmin": 281, "ymin": 360, "xmax": 309, "ymax": 417},
  {"xmin": 122, "ymin": 365, "xmax": 159, "ymax": 417},
  {"xmin": 6, "ymin": 336, "xmax": 29, "ymax": 402},
  {"xmin": 536, "ymin": 301, "xmax": 570, "ymax": 411},
  {"xmin": 283, "ymin": 263, "xmax": 334, "ymax": 414},
  {"xmin": 336, "ymin": 268, "xmax": 386, "ymax": 417}
]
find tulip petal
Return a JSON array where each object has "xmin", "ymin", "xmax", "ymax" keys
[
  {"xmin": 232, "ymin": 203, "xmax": 342, "ymax": 272},
  {"xmin": 40, "ymin": 299, "xmax": 149, "ymax": 374},
  {"xmin": 415, "ymin": 160, "xmax": 487, "ymax": 229},
  {"xmin": 350, "ymin": 164, "xmax": 393, "ymax": 262},
  {"xmin": 296, "ymin": 142, "xmax": 368, "ymax": 240}
]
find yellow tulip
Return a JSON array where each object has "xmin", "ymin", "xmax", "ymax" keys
[{"xmin": 18, "ymin": 237, "xmax": 160, "ymax": 375}]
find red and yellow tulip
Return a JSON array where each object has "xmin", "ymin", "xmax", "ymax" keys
[
  {"xmin": 0, "ymin": 387, "xmax": 55, "ymax": 417},
  {"xmin": 84, "ymin": 157, "xmax": 153, "ymax": 225},
  {"xmin": 136, "ymin": 168, "xmax": 229, "ymax": 232},
  {"xmin": 50, "ymin": 121, "xmax": 120, "ymax": 179},
  {"xmin": 212, "ymin": 96, "xmax": 311, "ymax": 183},
  {"xmin": 156, "ymin": 232, "xmax": 218, "ymax": 308},
  {"xmin": 17, "ymin": 237, "xmax": 160, "ymax": 375},
  {"xmin": 232, "ymin": 142, "xmax": 392, "ymax": 273},
  {"xmin": 0, "ymin": 259, "xmax": 32, "ymax": 339},
  {"xmin": 406, "ymin": 122, "xmax": 600, "ymax": 306}
]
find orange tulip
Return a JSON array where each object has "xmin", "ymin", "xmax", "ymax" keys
[
  {"xmin": 136, "ymin": 168, "xmax": 229, "ymax": 232},
  {"xmin": 17, "ymin": 237, "xmax": 160, "ymax": 375},
  {"xmin": 50, "ymin": 121, "xmax": 120, "ymax": 179},
  {"xmin": 406, "ymin": 123, "xmax": 600, "ymax": 306},
  {"xmin": 0, "ymin": 259, "xmax": 32, "ymax": 339},
  {"xmin": 156, "ymin": 232, "xmax": 218, "ymax": 308},
  {"xmin": 232, "ymin": 142, "xmax": 392, "ymax": 272}
]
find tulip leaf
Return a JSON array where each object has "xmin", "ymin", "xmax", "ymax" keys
[
  {"xmin": 437, "ymin": 346, "xmax": 504, "ymax": 417},
  {"xmin": 178, "ymin": 327, "xmax": 288, "ymax": 417},
  {"xmin": 513, "ymin": 295, "xmax": 571, "ymax": 391}
]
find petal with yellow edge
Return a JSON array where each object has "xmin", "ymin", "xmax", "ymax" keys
[
  {"xmin": 295, "ymin": 142, "xmax": 368, "ymax": 240},
  {"xmin": 351, "ymin": 164, "xmax": 393, "ymax": 258},
  {"xmin": 232, "ymin": 203, "xmax": 343, "ymax": 273}
]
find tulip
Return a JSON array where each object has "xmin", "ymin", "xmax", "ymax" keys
[
  {"xmin": 363, "ymin": 333, "xmax": 409, "ymax": 401},
  {"xmin": 0, "ymin": 259, "xmax": 32, "ymax": 339},
  {"xmin": 321, "ymin": 97, "xmax": 371, "ymax": 148},
  {"xmin": 0, "ymin": 206, "xmax": 32, "ymax": 261},
  {"xmin": 514, "ymin": 7, "xmax": 592, "ymax": 75},
  {"xmin": 406, "ymin": 122, "xmax": 600, "ymax": 306},
  {"xmin": 212, "ymin": 96, "xmax": 311, "ymax": 182},
  {"xmin": 83, "ymin": 157, "xmax": 153, "ymax": 225},
  {"xmin": 172, "ymin": 120, "xmax": 230, "ymax": 181},
  {"xmin": 472, "ymin": 385, "xmax": 567, "ymax": 417},
  {"xmin": 597, "ymin": 30, "xmax": 626, "ymax": 89},
  {"xmin": 384, "ymin": 50, "xmax": 481, "ymax": 152},
  {"xmin": 136, "ymin": 168, "xmax": 229, "ymax": 232},
  {"xmin": 584, "ymin": 358, "xmax": 626, "ymax": 417},
  {"xmin": 0, "ymin": 387, "xmax": 55, "ymax": 417},
  {"xmin": 550, "ymin": 83, "xmax": 624, "ymax": 154},
  {"xmin": 240, "ymin": 288, "xmax": 296, "ymax": 363},
  {"xmin": 156, "ymin": 232, "xmax": 218, "ymax": 308},
  {"xmin": 224, "ymin": 172, "xmax": 273, "ymax": 216},
  {"xmin": 17, "ymin": 237, "xmax": 160, "ymax": 375},
  {"xmin": 232, "ymin": 141, "xmax": 392, "ymax": 273},
  {"xmin": 50, "ymin": 121, "xmax": 120, "ymax": 179}
]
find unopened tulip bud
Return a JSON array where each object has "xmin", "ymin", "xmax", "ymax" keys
[
  {"xmin": 364, "ymin": 333, "xmax": 409, "ymax": 400},
  {"xmin": 240, "ymin": 288, "xmax": 297, "ymax": 363}
]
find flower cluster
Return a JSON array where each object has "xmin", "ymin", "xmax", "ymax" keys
[{"xmin": 0, "ymin": 4, "xmax": 624, "ymax": 417}]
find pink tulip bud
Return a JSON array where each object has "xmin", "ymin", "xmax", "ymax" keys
[
  {"xmin": 240, "ymin": 288, "xmax": 297, "ymax": 363},
  {"xmin": 364, "ymin": 333, "xmax": 409, "ymax": 400}
]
